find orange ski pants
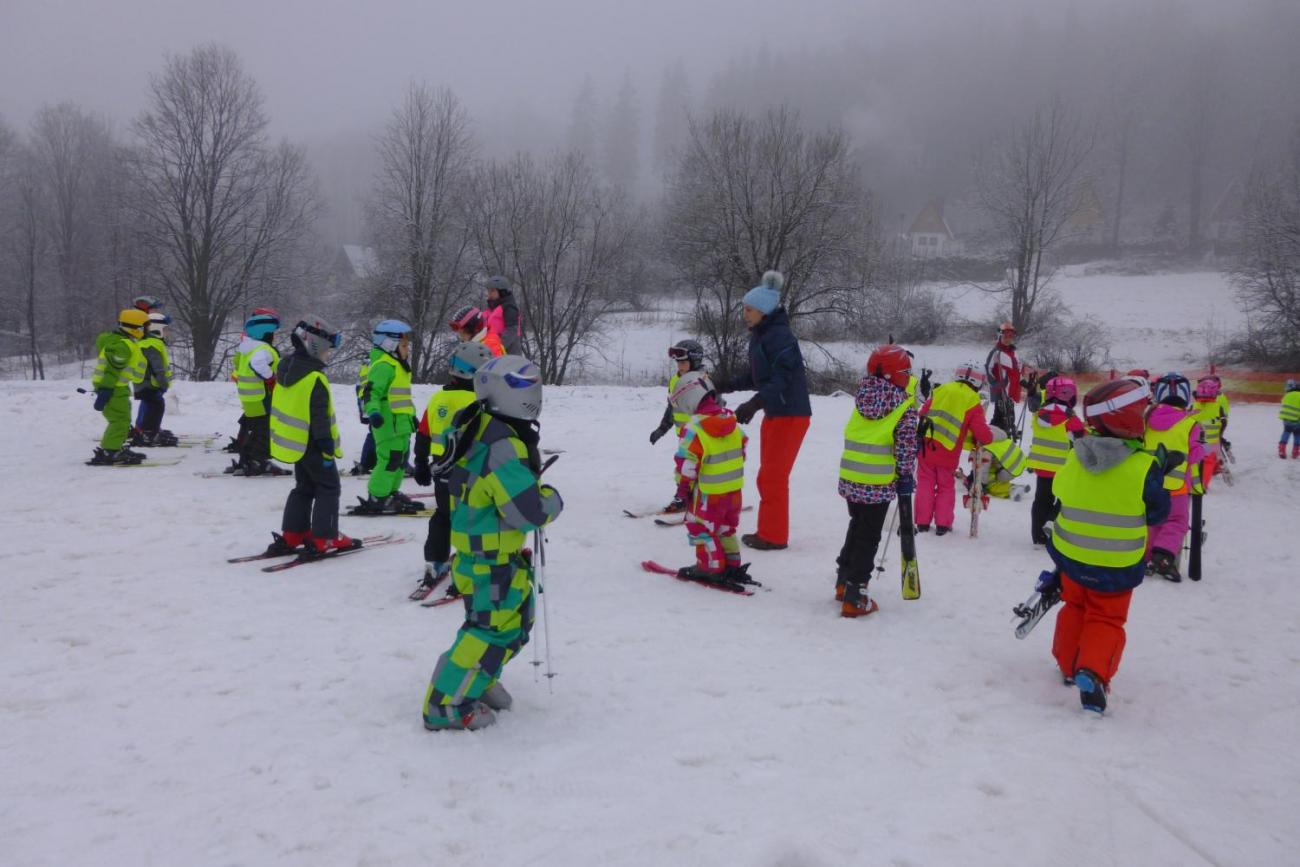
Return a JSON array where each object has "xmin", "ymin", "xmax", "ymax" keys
[
  {"xmin": 755, "ymin": 415, "xmax": 811, "ymax": 546},
  {"xmin": 1051, "ymin": 575, "xmax": 1134, "ymax": 685}
]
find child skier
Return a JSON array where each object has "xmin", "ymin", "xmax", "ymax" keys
[
  {"xmin": 916, "ymin": 362, "xmax": 993, "ymax": 535},
  {"xmin": 229, "ymin": 309, "xmax": 285, "ymax": 476},
  {"xmin": 1280, "ymin": 379, "xmax": 1300, "ymax": 459},
  {"xmin": 668, "ymin": 370, "xmax": 751, "ymax": 587},
  {"xmin": 350, "ymin": 357, "xmax": 377, "ymax": 477},
  {"xmin": 422, "ymin": 355, "xmax": 563, "ymax": 731},
  {"xmin": 965, "ymin": 425, "xmax": 1028, "ymax": 503},
  {"xmin": 131, "ymin": 312, "xmax": 176, "ymax": 446},
  {"xmin": 1043, "ymin": 377, "xmax": 1171, "ymax": 713},
  {"xmin": 264, "ymin": 316, "xmax": 356, "ymax": 557},
  {"xmin": 1192, "ymin": 375, "xmax": 1228, "ymax": 488},
  {"xmin": 1142, "ymin": 372, "xmax": 1205, "ymax": 582},
  {"xmin": 88, "ymin": 309, "xmax": 150, "ymax": 465},
  {"xmin": 835, "ymin": 344, "xmax": 919, "ymax": 617},
  {"xmin": 409, "ymin": 340, "xmax": 495, "ymax": 600},
  {"xmin": 648, "ymin": 339, "xmax": 706, "ymax": 514},
  {"xmin": 450, "ymin": 305, "xmax": 504, "ymax": 357},
  {"xmin": 1026, "ymin": 376, "xmax": 1086, "ymax": 544},
  {"xmin": 354, "ymin": 320, "xmax": 419, "ymax": 514}
]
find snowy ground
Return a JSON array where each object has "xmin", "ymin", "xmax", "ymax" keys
[{"xmin": 2, "ymin": 377, "xmax": 1298, "ymax": 867}]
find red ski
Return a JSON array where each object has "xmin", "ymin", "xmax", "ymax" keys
[
  {"xmin": 260, "ymin": 534, "xmax": 413, "ymax": 572},
  {"xmin": 640, "ymin": 561, "xmax": 755, "ymax": 595},
  {"xmin": 228, "ymin": 532, "xmax": 397, "ymax": 563}
]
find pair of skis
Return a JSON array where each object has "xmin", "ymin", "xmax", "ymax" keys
[
  {"xmin": 874, "ymin": 496, "xmax": 920, "ymax": 600},
  {"xmin": 227, "ymin": 532, "xmax": 411, "ymax": 572}
]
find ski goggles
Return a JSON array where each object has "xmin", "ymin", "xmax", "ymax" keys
[
  {"xmin": 668, "ymin": 346, "xmax": 694, "ymax": 361},
  {"xmin": 300, "ymin": 322, "xmax": 342, "ymax": 348},
  {"xmin": 450, "ymin": 356, "xmax": 477, "ymax": 375}
]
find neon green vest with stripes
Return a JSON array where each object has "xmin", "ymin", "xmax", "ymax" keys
[
  {"xmin": 1027, "ymin": 415, "xmax": 1072, "ymax": 472},
  {"xmin": 1281, "ymin": 391, "xmax": 1300, "ymax": 423},
  {"xmin": 92, "ymin": 335, "xmax": 146, "ymax": 390},
  {"xmin": 1143, "ymin": 414, "xmax": 1197, "ymax": 493},
  {"xmin": 986, "ymin": 437, "xmax": 1027, "ymax": 478},
  {"xmin": 840, "ymin": 397, "xmax": 912, "ymax": 485},
  {"xmin": 689, "ymin": 421, "xmax": 745, "ymax": 494},
  {"xmin": 423, "ymin": 388, "xmax": 478, "ymax": 457},
  {"xmin": 1051, "ymin": 448, "xmax": 1155, "ymax": 569},
  {"xmin": 370, "ymin": 353, "xmax": 415, "ymax": 416},
  {"xmin": 667, "ymin": 373, "xmax": 689, "ymax": 429},
  {"xmin": 923, "ymin": 382, "xmax": 980, "ymax": 451},
  {"xmin": 235, "ymin": 344, "xmax": 279, "ymax": 418},
  {"xmin": 1193, "ymin": 400, "xmax": 1223, "ymax": 447},
  {"xmin": 270, "ymin": 370, "xmax": 340, "ymax": 463},
  {"xmin": 136, "ymin": 336, "xmax": 173, "ymax": 390}
]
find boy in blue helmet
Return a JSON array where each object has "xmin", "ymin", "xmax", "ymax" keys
[
  {"xmin": 353, "ymin": 320, "xmax": 419, "ymax": 514},
  {"xmin": 228, "ymin": 309, "xmax": 288, "ymax": 475}
]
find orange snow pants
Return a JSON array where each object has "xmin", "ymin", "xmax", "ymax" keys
[
  {"xmin": 1201, "ymin": 451, "xmax": 1218, "ymax": 492},
  {"xmin": 1051, "ymin": 575, "xmax": 1134, "ymax": 686},
  {"xmin": 755, "ymin": 415, "xmax": 811, "ymax": 546}
]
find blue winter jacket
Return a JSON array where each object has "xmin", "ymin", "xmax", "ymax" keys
[{"xmin": 727, "ymin": 307, "xmax": 812, "ymax": 418}]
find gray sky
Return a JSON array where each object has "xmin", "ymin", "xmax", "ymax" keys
[{"xmin": 0, "ymin": 0, "xmax": 884, "ymax": 137}]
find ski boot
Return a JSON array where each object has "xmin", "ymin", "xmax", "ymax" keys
[
  {"xmin": 128, "ymin": 429, "xmax": 152, "ymax": 447},
  {"xmin": 222, "ymin": 437, "xmax": 241, "ymax": 454},
  {"xmin": 1150, "ymin": 548, "xmax": 1181, "ymax": 582},
  {"xmin": 662, "ymin": 497, "xmax": 686, "ymax": 515},
  {"xmin": 676, "ymin": 564, "xmax": 728, "ymax": 584},
  {"xmin": 391, "ymin": 490, "xmax": 423, "ymax": 512},
  {"xmin": 87, "ymin": 447, "xmax": 144, "ymax": 466},
  {"xmin": 120, "ymin": 445, "xmax": 149, "ymax": 462},
  {"xmin": 722, "ymin": 562, "xmax": 761, "ymax": 587},
  {"xmin": 841, "ymin": 594, "xmax": 879, "ymax": 618},
  {"xmin": 154, "ymin": 430, "xmax": 180, "ymax": 447},
  {"xmin": 915, "ymin": 523, "xmax": 931, "ymax": 533},
  {"xmin": 1074, "ymin": 668, "xmax": 1107, "ymax": 714},
  {"xmin": 410, "ymin": 561, "xmax": 450, "ymax": 601},
  {"xmin": 480, "ymin": 682, "xmax": 513, "ymax": 712},
  {"xmin": 309, "ymin": 533, "xmax": 359, "ymax": 556},
  {"xmin": 349, "ymin": 461, "xmax": 370, "ymax": 477},
  {"xmin": 264, "ymin": 530, "xmax": 309, "ymax": 557},
  {"xmin": 1293, "ymin": 444, "xmax": 1300, "ymax": 460},
  {"xmin": 222, "ymin": 458, "xmax": 242, "ymax": 474},
  {"xmin": 1280, "ymin": 443, "xmax": 1288, "ymax": 460},
  {"xmin": 423, "ymin": 701, "xmax": 496, "ymax": 732},
  {"xmin": 934, "ymin": 526, "xmax": 952, "ymax": 537},
  {"xmin": 349, "ymin": 495, "xmax": 395, "ymax": 515}
]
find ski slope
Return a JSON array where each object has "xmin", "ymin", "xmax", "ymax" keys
[{"xmin": 1, "ymin": 379, "xmax": 1297, "ymax": 867}]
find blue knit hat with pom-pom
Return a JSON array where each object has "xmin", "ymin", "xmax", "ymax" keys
[{"xmin": 742, "ymin": 270, "xmax": 784, "ymax": 315}]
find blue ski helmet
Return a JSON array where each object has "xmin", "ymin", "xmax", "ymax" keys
[
  {"xmin": 1153, "ymin": 372, "xmax": 1192, "ymax": 409},
  {"xmin": 371, "ymin": 319, "xmax": 412, "ymax": 353},
  {"xmin": 244, "ymin": 310, "xmax": 280, "ymax": 341}
]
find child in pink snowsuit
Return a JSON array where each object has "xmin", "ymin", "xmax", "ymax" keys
[
  {"xmin": 675, "ymin": 392, "xmax": 748, "ymax": 576},
  {"xmin": 915, "ymin": 366, "xmax": 993, "ymax": 533},
  {"xmin": 1144, "ymin": 376, "xmax": 1205, "ymax": 581}
]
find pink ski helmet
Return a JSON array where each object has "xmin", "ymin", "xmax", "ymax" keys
[{"xmin": 1045, "ymin": 376, "xmax": 1077, "ymax": 405}]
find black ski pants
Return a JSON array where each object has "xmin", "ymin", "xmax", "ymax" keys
[
  {"xmin": 135, "ymin": 388, "xmax": 166, "ymax": 433},
  {"xmin": 283, "ymin": 444, "xmax": 341, "ymax": 541},
  {"xmin": 240, "ymin": 414, "xmax": 271, "ymax": 468},
  {"xmin": 422, "ymin": 479, "xmax": 452, "ymax": 564},
  {"xmin": 1030, "ymin": 473, "xmax": 1059, "ymax": 544},
  {"xmin": 836, "ymin": 500, "xmax": 890, "ymax": 597}
]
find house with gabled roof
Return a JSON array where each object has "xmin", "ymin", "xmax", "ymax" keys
[{"xmin": 906, "ymin": 199, "xmax": 964, "ymax": 257}]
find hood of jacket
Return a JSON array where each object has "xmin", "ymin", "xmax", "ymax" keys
[
  {"xmin": 1035, "ymin": 402, "xmax": 1075, "ymax": 427},
  {"xmin": 752, "ymin": 305, "xmax": 790, "ymax": 335},
  {"xmin": 96, "ymin": 330, "xmax": 127, "ymax": 354},
  {"xmin": 277, "ymin": 349, "xmax": 325, "ymax": 388},
  {"xmin": 857, "ymin": 375, "xmax": 908, "ymax": 420},
  {"xmin": 694, "ymin": 399, "xmax": 738, "ymax": 437},
  {"xmin": 1073, "ymin": 436, "xmax": 1137, "ymax": 473},
  {"xmin": 1147, "ymin": 403, "xmax": 1191, "ymax": 432}
]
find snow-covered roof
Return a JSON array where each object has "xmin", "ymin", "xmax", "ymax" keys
[
  {"xmin": 341, "ymin": 244, "xmax": 378, "ymax": 279},
  {"xmin": 907, "ymin": 200, "xmax": 954, "ymax": 239}
]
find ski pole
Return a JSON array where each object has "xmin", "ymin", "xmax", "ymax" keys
[
  {"xmin": 529, "ymin": 454, "xmax": 560, "ymax": 690},
  {"xmin": 875, "ymin": 501, "xmax": 899, "ymax": 576}
]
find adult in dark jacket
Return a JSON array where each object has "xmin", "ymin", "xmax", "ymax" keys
[
  {"xmin": 718, "ymin": 270, "xmax": 812, "ymax": 551},
  {"xmin": 484, "ymin": 275, "xmax": 522, "ymax": 355}
]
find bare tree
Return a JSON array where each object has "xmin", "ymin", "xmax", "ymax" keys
[
  {"xmin": 2, "ymin": 145, "xmax": 52, "ymax": 379},
  {"xmin": 130, "ymin": 44, "xmax": 317, "ymax": 380},
  {"xmin": 1232, "ymin": 131, "xmax": 1300, "ymax": 367},
  {"xmin": 368, "ymin": 84, "xmax": 476, "ymax": 380},
  {"xmin": 662, "ymin": 106, "xmax": 871, "ymax": 378},
  {"xmin": 976, "ymin": 100, "xmax": 1092, "ymax": 333},
  {"xmin": 468, "ymin": 150, "xmax": 636, "ymax": 385},
  {"xmin": 1181, "ymin": 38, "xmax": 1225, "ymax": 256}
]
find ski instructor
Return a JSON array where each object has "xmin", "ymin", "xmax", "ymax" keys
[{"xmin": 716, "ymin": 270, "xmax": 811, "ymax": 552}]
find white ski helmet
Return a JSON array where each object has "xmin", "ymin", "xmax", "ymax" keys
[
  {"xmin": 450, "ymin": 340, "xmax": 494, "ymax": 381},
  {"xmin": 147, "ymin": 312, "xmax": 171, "ymax": 337},
  {"xmin": 669, "ymin": 370, "xmax": 716, "ymax": 416},
  {"xmin": 475, "ymin": 355, "xmax": 542, "ymax": 420},
  {"xmin": 371, "ymin": 319, "xmax": 412, "ymax": 354},
  {"xmin": 293, "ymin": 315, "xmax": 341, "ymax": 362},
  {"xmin": 954, "ymin": 362, "xmax": 986, "ymax": 389}
]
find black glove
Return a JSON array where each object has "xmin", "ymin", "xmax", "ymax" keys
[
  {"xmin": 413, "ymin": 461, "xmax": 433, "ymax": 487},
  {"xmin": 540, "ymin": 483, "xmax": 564, "ymax": 512},
  {"xmin": 919, "ymin": 369, "xmax": 933, "ymax": 399},
  {"xmin": 92, "ymin": 388, "xmax": 112, "ymax": 411},
  {"xmin": 734, "ymin": 396, "xmax": 763, "ymax": 424},
  {"xmin": 649, "ymin": 423, "xmax": 670, "ymax": 445},
  {"xmin": 896, "ymin": 475, "xmax": 916, "ymax": 496},
  {"xmin": 368, "ymin": 411, "xmax": 384, "ymax": 428},
  {"xmin": 1163, "ymin": 450, "xmax": 1186, "ymax": 473}
]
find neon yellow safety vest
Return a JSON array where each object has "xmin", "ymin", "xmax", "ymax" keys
[
  {"xmin": 1281, "ymin": 391, "xmax": 1300, "ymax": 423},
  {"xmin": 370, "ymin": 354, "xmax": 414, "ymax": 415},
  {"xmin": 907, "ymin": 375, "xmax": 918, "ymax": 400},
  {"xmin": 667, "ymin": 373, "xmax": 690, "ymax": 429},
  {"xmin": 356, "ymin": 362, "xmax": 370, "ymax": 403},
  {"xmin": 840, "ymin": 397, "xmax": 912, "ymax": 485},
  {"xmin": 1051, "ymin": 448, "xmax": 1155, "ymax": 568},
  {"xmin": 270, "ymin": 369, "xmax": 340, "ymax": 463},
  {"xmin": 92, "ymin": 336, "xmax": 146, "ymax": 390},
  {"xmin": 923, "ymin": 382, "xmax": 980, "ymax": 451},
  {"xmin": 1027, "ymin": 414, "xmax": 1072, "ymax": 472},
  {"xmin": 1144, "ymin": 413, "xmax": 1198, "ymax": 493},
  {"xmin": 986, "ymin": 438, "xmax": 1027, "ymax": 478},
  {"xmin": 689, "ymin": 422, "xmax": 745, "ymax": 494},
  {"xmin": 136, "ymin": 336, "xmax": 173, "ymax": 390},
  {"xmin": 1193, "ymin": 399, "xmax": 1223, "ymax": 447},
  {"xmin": 235, "ymin": 344, "xmax": 279, "ymax": 418},
  {"xmin": 423, "ymin": 388, "xmax": 478, "ymax": 456}
]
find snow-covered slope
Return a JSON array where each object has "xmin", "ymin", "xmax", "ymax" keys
[{"xmin": 1, "ymin": 379, "xmax": 1296, "ymax": 866}]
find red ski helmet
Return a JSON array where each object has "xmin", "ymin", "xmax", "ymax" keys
[
  {"xmin": 867, "ymin": 344, "xmax": 912, "ymax": 389},
  {"xmin": 1082, "ymin": 378, "xmax": 1150, "ymax": 439},
  {"xmin": 449, "ymin": 305, "xmax": 482, "ymax": 333}
]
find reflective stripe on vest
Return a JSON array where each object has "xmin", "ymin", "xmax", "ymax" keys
[
  {"xmin": 1027, "ymin": 415, "xmax": 1072, "ymax": 471},
  {"xmin": 372, "ymin": 355, "xmax": 415, "ymax": 415},
  {"xmin": 668, "ymin": 373, "xmax": 689, "ymax": 429},
  {"xmin": 92, "ymin": 338, "xmax": 146, "ymax": 389},
  {"xmin": 987, "ymin": 438, "xmax": 1027, "ymax": 478},
  {"xmin": 235, "ymin": 344, "xmax": 279, "ymax": 418},
  {"xmin": 1050, "ymin": 449, "xmax": 1155, "ymax": 569},
  {"xmin": 1194, "ymin": 400, "xmax": 1223, "ymax": 446},
  {"xmin": 692, "ymin": 424, "xmax": 745, "ymax": 494},
  {"xmin": 269, "ymin": 369, "xmax": 339, "ymax": 463},
  {"xmin": 1282, "ymin": 392, "xmax": 1300, "ymax": 423},
  {"xmin": 840, "ymin": 396, "xmax": 912, "ymax": 485},
  {"xmin": 923, "ymin": 382, "xmax": 980, "ymax": 451},
  {"xmin": 1144, "ymin": 414, "xmax": 1198, "ymax": 493},
  {"xmin": 137, "ymin": 337, "xmax": 173, "ymax": 389}
]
